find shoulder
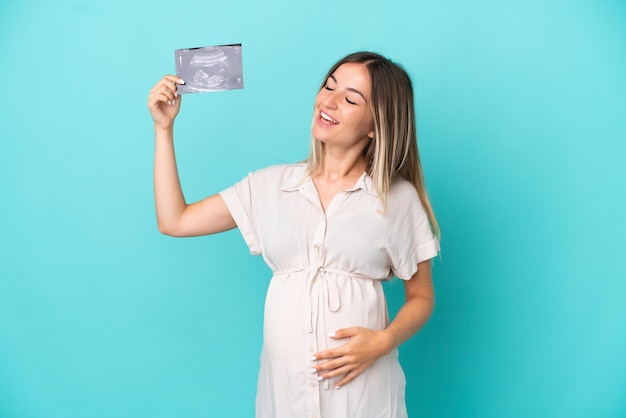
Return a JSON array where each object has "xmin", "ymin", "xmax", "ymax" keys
[
  {"xmin": 388, "ymin": 177, "xmax": 420, "ymax": 204},
  {"xmin": 241, "ymin": 163, "xmax": 306, "ymax": 191},
  {"xmin": 248, "ymin": 163, "xmax": 305, "ymax": 181},
  {"xmin": 387, "ymin": 177, "xmax": 428, "ymax": 216}
]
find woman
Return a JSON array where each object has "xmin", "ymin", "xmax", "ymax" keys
[{"xmin": 148, "ymin": 51, "xmax": 440, "ymax": 418}]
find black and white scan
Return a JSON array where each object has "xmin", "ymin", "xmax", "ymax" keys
[{"xmin": 175, "ymin": 44, "xmax": 244, "ymax": 94}]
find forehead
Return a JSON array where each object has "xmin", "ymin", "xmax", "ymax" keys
[{"xmin": 330, "ymin": 63, "xmax": 372, "ymax": 94}]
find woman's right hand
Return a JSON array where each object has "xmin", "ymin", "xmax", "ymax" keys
[{"xmin": 148, "ymin": 75, "xmax": 186, "ymax": 130}]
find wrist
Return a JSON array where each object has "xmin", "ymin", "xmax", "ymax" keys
[
  {"xmin": 378, "ymin": 329, "xmax": 396, "ymax": 355},
  {"xmin": 154, "ymin": 124, "xmax": 174, "ymax": 136}
]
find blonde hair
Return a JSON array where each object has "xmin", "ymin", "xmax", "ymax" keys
[{"xmin": 306, "ymin": 52, "xmax": 440, "ymax": 239}]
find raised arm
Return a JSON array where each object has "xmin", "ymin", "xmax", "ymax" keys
[{"xmin": 148, "ymin": 75, "xmax": 236, "ymax": 237}]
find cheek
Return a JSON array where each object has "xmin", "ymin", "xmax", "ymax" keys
[
  {"xmin": 357, "ymin": 113, "xmax": 374, "ymax": 132},
  {"xmin": 314, "ymin": 91, "xmax": 327, "ymax": 107}
]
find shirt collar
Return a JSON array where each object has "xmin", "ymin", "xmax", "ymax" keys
[{"xmin": 280, "ymin": 164, "xmax": 378, "ymax": 197}]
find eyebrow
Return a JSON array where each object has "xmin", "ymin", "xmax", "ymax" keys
[{"xmin": 329, "ymin": 74, "xmax": 368, "ymax": 102}]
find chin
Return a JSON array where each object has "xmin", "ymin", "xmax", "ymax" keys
[
  {"xmin": 310, "ymin": 128, "xmax": 327, "ymax": 143},
  {"xmin": 312, "ymin": 135, "xmax": 332, "ymax": 147}
]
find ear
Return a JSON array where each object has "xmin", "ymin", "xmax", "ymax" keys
[{"xmin": 367, "ymin": 130, "xmax": 375, "ymax": 139}]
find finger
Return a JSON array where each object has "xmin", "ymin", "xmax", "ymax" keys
[
  {"xmin": 150, "ymin": 77, "xmax": 185, "ymax": 97},
  {"xmin": 148, "ymin": 89, "xmax": 170, "ymax": 102},
  {"xmin": 167, "ymin": 96, "xmax": 181, "ymax": 108},
  {"xmin": 314, "ymin": 336, "xmax": 358, "ymax": 360},
  {"xmin": 154, "ymin": 86, "xmax": 176, "ymax": 105},
  {"xmin": 313, "ymin": 359, "xmax": 350, "ymax": 376},
  {"xmin": 148, "ymin": 91, "xmax": 171, "ymax": 108},
  {"xmin": 148, "ymin": 91, "xmax": 177, "ymax": 110},
  {"xmin": 147, "ymin": 92, "xmax": 163, "ymax": 110},
  {"xmin": 148, "ymin": 86, "xmax": 175, "ymax": 105},
  {"xmin": 161, "ymin": 85, "xmax": 176, "ymax": 101},
  {"xmin": 163, "ymin": 75, "xmax": 186, "ymax": 99},
  {"xmin": 149, "ymin": 80, "xmax": 173, "ymax": 96},
  {"xmin": 151, "ymin": 75, "xmax": 185, "ymax": 91},
  {"xmin": 330, "ymin": 327, "xmax": 358, "ymax": 339},
  {"xmin": 334, "ymin": 366, "xmax": 366, "ymax": 389},
  {"xmin": 163, "ymin": 74, "xmax": 186, "ymax": 85},
  {"xmin": 313, "ymin": 356, "xmax": 353, "ymax": 373},
  {"xmin": 317, "ymin": 363, "xmax": 354, "ymax": 382},
  {"xmin": 313, "ymin": 346, "xmax": 345, "ymax": 361}
]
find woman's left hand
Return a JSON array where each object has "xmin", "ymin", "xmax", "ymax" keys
[{"xmin": 312, "ymin": 327, "xmax": 394, "ymax": 388}]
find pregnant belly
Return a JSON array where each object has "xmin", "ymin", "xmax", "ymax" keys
[{"xmin": 261, "ymin": 271, "xmax": 390, "ymax": 362}]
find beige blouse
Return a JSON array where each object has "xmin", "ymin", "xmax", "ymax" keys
[{"xmin": 220, "ymin": 163, "xmax": 439, "ymax": 418}]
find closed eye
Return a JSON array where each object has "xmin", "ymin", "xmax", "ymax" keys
[{"xmin": 346, "ymin": 97, "xmax": 356, "ymax": 105}]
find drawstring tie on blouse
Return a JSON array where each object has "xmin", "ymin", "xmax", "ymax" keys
[{"xmin": 273, "ymin": 266, "xmax": 371, "ymax": 389}]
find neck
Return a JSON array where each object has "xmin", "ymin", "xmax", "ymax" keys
[{"xmin": 315, "ymin": 146, "xmax": 366, "ymax": 182}]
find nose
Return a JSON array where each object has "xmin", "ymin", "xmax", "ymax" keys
[{"xmin": 322, "ymin": 90, "xmax": 340, "ymax": 109}]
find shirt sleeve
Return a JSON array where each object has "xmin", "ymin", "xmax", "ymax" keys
[
  {"xmin": 387, "ymin": 181, "xmax": 440, "ymax": 280},
  {"xmin": 219, "ymin": 172, "xmax": 262, "ymax": 255}
]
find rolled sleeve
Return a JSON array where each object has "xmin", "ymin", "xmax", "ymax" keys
[
  {"xmin": 219, "ymin": 175, "xmax": 261, "ymax": 255},
  {"xmin": 387, "ymin": 180, "xmax": 440, "ymax": 280}
]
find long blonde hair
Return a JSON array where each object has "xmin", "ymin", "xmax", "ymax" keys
[{"xmin": 306, "ymin": 51, "xmax": 440, "ymax": 239}]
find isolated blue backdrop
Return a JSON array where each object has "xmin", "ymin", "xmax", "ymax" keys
[{"xmin": 1, "ymin": 0, "xmax": 625, "ymax": 417}]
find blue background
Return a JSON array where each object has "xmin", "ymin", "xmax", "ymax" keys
[{"xmin": 1, "ymin": 0, "xmax": 625, "ymax": 417}]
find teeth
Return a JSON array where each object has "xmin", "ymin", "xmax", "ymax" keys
[{"xmin": 321, "ymin": 112, "xmax": 338, "ymax": 124}]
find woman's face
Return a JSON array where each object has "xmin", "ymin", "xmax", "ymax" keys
[{"xmin": 311, "ymin": 63, "xmax": 375, "ymax": 151}]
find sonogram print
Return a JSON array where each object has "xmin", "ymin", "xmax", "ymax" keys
[{"xmin": 175, "ymin": 44, "xmax": 244, "ymax": 94}]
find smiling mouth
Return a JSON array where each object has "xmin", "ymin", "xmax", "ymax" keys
[{"xmin": 320, "ymin": 111, "xmax": 339, "ymax": 124}]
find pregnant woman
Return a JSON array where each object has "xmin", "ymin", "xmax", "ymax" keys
[{"xmin": 148, "ymin": 51, "xmax": 440, "ymax": 418}]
